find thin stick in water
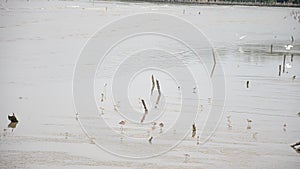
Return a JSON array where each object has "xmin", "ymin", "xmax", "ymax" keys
[
  {"xmin": 151, "ymin": 75, "xmax": 155, "ymax": 95},
  {"xmin": 156, "ymin": 80, "xmax": 161, "ymax": 95},
  {"xmin": 270, "ymin": 44, "xmax": 273, "ymax": 54},
  {"xmin": 210, "ymin": 48, "xmax": 216, "ymax": 78},
  {"xmin": 283, "ymin": 55, "xmax": 286, "ymax": 73},
  {"xmin": 279, "ymin": 65, "xmax": 282, "ymax": 76},
  {"xmin": 192, "ymin": 123, "xmax": 196, "ymax": 138},
  {"xmin": 140, "ymin": 99, "xmax": 148, "ymax": 123},
  {"xmin": 156, "ymin": 80, "xmax": 161, "ymax": 105}
]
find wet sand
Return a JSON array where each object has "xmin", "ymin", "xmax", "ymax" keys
[{"xmin": 0, "ymin": 0, "xmax": 300, "ymax": 168}]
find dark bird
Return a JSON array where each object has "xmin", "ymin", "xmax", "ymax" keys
[
  {"xmin": 8, "ymin": 113, "xmax": 18, "ymax": 123},
  {"xmin": 159, "ymin": 122, "xmax": 164, "ymax": 128},
  {"xmin": 119, "ymin": 120, "xmax": 126, "ymax": 125},
  {"xmin": 159, "ymin": 122, "xmax": 164, "ymax": 133}
]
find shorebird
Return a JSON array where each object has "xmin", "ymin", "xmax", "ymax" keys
[
  {"xmin": 184, "ymin": 154, "xmax": 190, "ymax": 163},
  {"xmin": 113, "ymin": 101, "xmax": 120, "ymax": 112},
  {"xmin": 119, "ymin": 120, "xmax": 126, "ymax": 133},
  {"xmin": 151, "ymin": 122, "xmax": 157, "ymax": 130},
  {"xmin": 159, "ymin": 122, "xmax": 164, "ymax": 128},
  {"xmin": 103, "ymin": 83, "xmax": 107, "ymax": 100},
  {"xmin": 247, "ymin": 119, "xmax": 252, "ymax": 123},
  {"xmin": 100, "ymin": 93, "xmax": 104, "ymax": 102},
  {"xmin": 252, "ymin": 132, "xmax": 258, "ymax": 139},
  {"xmin": 99, "ymin": 107, "xmax": 104, "ymax": 115},
  {"xmin": 65, "ymin": 132, "xmax": 69, "ymax": 139},
  {"xmin": 247, "ymin": 119, "xmax": 252, "ymax": 129},
  {"xmin": 226, "ymin": 115, "xmax": 232, "ymax": 128},
  {"xmin": 226, "ymin": 115, "xmax": 231, "ymax": 120},
  {"xmin": 119, "ymin": 120, "xmax": 126, "ymax": 126},
  {"xmin": 159, "ymin": 122, "xmax": 164, "ymax": 133},
  {"xmin": 8, "ymin": 113, "xmax": 18, "ymax": 123},
  {"xmin": 193, "ymin": 87, "xmax": 197, "ymax": 93},
  {"xmin": 283, "ymin": 123, "xmax": 287, "ymax": 132}
]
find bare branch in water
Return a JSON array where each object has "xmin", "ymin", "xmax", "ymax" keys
[
  {"xmin": 140, "ymin": 99, "xmax": 148, "ymax": 123},
  {"xmin": 192, "ymin": 123, "xmax": 196, "ymax": 138},
  {"xmin": 156, "ymin": 79, "xmax": 161, "ymax": 95},
  {"xmin": 151, "ymin": 75, "xmax": 155, "ymax": 95},
  {"xmin": 155, "ymin": 80, "xmax": 161, "ymax": 106},
  {"xmin": 210, "ymin": 48, "xmax": 216, "ymax": 78}
]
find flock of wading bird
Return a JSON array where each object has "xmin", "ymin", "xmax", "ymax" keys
[
  {"xmin": 92, "ymin": 37, "xmax": 300, "ymax": 155},
  {"xmin": 97, "ymin": 75, "xmax": 167, "ymax": 144},
  {"xmin": 243, "ymin": 35, "xmax": 300, "ymax": 153},
  {"xmin": 95, "ymin": 74, "xmax": 204, "ymax": 145}
]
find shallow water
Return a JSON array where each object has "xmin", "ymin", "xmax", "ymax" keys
[{"xmin": 0, "ymin": 0, "xmax": 300, "ymax": 168}]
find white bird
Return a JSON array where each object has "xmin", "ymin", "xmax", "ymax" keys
[
  {"xmin": 286, "ymin": 63, "xmax": 292, "ymax": 69},
  {"xmin": 252, "ymin": 132, "xmax": 258, "ymax": 139},
  {"xmin": 284, "ymin": 44, "xmax": 293, "ymax": 50},
  {"xmin": 151, "ymin": 122, "xmax": 157, "ymax": 130},
  {"xmin": 239, "ymin": 35, "xmax": 247, "ymax": 40}
]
